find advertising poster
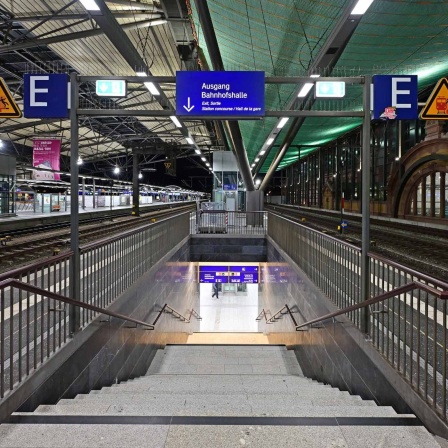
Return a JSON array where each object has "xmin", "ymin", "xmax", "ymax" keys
[{"xmin": 32, "ymin": 138, "xmax": 61, "ymax": 180}]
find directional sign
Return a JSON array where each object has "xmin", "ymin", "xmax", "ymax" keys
[
  {"xmin": 315, "ymin": 81, "xmax": 345, "ymax": 98},
  {"xmin": 372, "ymin": 75, "xmax": 418, "ymax": 120},
  {"xmin": 95, "ymin": 80, "xmax": 127, "ymax": 97},
  {"xmin": 24, "ymin": 74, "xmax": 69, "ymax": 119},
  {"xmin": 419, "ymin": 78, "xmax": 448, "ymax": 120},
  {"xmin": 0, "ymin": 77, "xmax": 22, "ymax": 118},
  {"xmin": 229, "ymin": 266, "xmax": 259, "ymax": 284},
  {"xmin": 176, "ymin": 71, "xmax": 265, "ymax": 118}
]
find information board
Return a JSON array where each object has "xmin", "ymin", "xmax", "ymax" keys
[
  {"xmin": 229, "ymin": 266, "xmax": 259, "ymax": 283},
  {"xmin": 176, "ymin": 71, "xmax": 265, "ymax": 118},
  {"xmin": 199, "ymin": 266, "xmax": 229, "ymax": 283}
]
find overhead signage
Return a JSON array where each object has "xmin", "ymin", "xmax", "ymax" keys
[
  {"xmin": 419, "ymin": 78, "xmax": 448, "ymax": 120},
  {"xmin": 372, "ymin": 75, "xmax": 418, "ymax": 120},
  {"xmin": 229, "ymin": 266, "xmax": 259, "ymax": 283},
  {"xmin": 24, "ymin": 74, "xmax": 69, "ymax": 119},
  {"xmin": 176, "ymin": 71, "xmax": 265, "ymax": 118},
  {"xmin": 199, "ymin": 265, "xmax": 259, "ymax": 284},
  {"xmin": 223, "ymin": 184, "xmax": 237, "ymax": 191},
  {"xmin": 95, "ymin": 80, "xmax": 127, "ymax": 97},
  {"xmin": 315, "ymin": 81, "xmax": 345, "ymax": 98},
  {"xmin": 0, "ymin": 77, "xmax": 22, "ymax": 118},
  {"xmin": 199, "ymin": 266, "xmax": 229, "ymax": 283}
]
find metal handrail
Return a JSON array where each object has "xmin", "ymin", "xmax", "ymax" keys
[
  {"xmin": 296, "ymin": 281, "xmax": 448, "ymax": 330},
  {"xmin": 152, "ymin": 303, "xmax": 201, "ymax": 326},
  {"xmin": 256, "ymin": 308, "xmax": 270, "ymax": 323},
  {"xmin": 258, "ymin": 304, "xmax": 298, "ymax": 326},
  {"xmin": 0, "ymin": 278, "xmax": 155, "ymax": 330}
]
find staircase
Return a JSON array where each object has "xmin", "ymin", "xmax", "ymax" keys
[{"xmin": 0, "ymin": 345, "xmax": 442, "ymax": 447}]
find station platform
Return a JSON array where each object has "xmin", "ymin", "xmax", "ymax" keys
[{"xmin": 0, "ymin": 201, "xmax": 194, "ymax": 233}]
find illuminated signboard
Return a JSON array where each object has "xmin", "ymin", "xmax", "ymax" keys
[{"xmin": 229, "ymin": 266, "xmax": 258, "ymax": 283}]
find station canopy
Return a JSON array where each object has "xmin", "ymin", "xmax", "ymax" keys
[{"xmin": 0, "ymin": 0, "xmax": 447, "ymax": 187}]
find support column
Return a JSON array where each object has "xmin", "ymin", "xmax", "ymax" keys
[
  {"xmin": 361, "ymin": 75, "xmax": 371, "ymax": 335},
  {"xmin": 69, "ymin": 72, "xmax": 80, "ymax": 336},
  {"xmin": 92, "ymin": 178, "xmax": 96, "ymax": 209},
  {"xmin": 82, "ymin": 177, "xmax": 85, "ymax": 210},
  {"xmin": 132, "ymin": 151, "xmax": 140, "ymax": 217},
  {"xmin": 440, "ymin": 173, "xmax": 446, "ymax": 219},
  {"xmin": 430, "ymin": 172, "xmax": 436, "ymax": 217}
]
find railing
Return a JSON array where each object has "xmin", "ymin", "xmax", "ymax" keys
[
  {"xmin": 190, "ymin": 211, "xmax": 267, "ymax": 235},
  {"xmin": 256, "ymin": 304, "xmax": 298, "ymax": 326},
  {"xmin": 152, "ymin": 304, "xmax": 202, "ymax": 326},
  {"xmin": 0, "ymin": 278, "xmax": 154, "ymax": 399},
  {"xmin": 0, "ymin": 212, "xmax": 190, "ymax": 401},
  {"xmin": 267, "ymin": 211, "xmax": 448, "ymax": 422}
]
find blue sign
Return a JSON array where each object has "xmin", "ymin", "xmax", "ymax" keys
[
  {"xmin": 341, "ymin": 220, "xmax": 348, "ymax": 228},
  {"xmin": 24, "ymin": 74, "xmax": 69, "ymax": 119},
  {"xmin": 373, "ymin": 75, "xmax": 418, "ymax": 120},
  {"xmin": 229, "ymin": 266, "xmax": 259, "ymax": 284},
  {"xmin": 176, "ymin": 71, "xmax": 265, "ymax": 118},
  {"xmin": 199, "ymin": 266, "xmax": 229, "ymax": 283},
  {"xmin": 223, "ymin": 184, "xmax": 237, "ymax": 191}
]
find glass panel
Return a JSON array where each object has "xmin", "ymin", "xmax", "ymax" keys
[
  {"xmin": 426, "ymin": 175, "xmax": 431, "ymax": 216},
  {"xmin": 417, "ymin": 181, "xmax": 422, "ymax": 215},
  {"xmin": 435, "ymin": 172, "xmax": 441, "ymax": 216}
]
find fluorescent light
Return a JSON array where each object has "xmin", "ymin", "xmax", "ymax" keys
[
  {"xmin": 266, "ymin": 137, "xmax": 274, "ymax": 145},
  {"xmin": 201, "ymin": 157, "xmax": 206, "ymax": 161},
  {"xmin": 351, "ymin": 0, "xmax": 374, "ymax": 14},
  {"xmin": 79, "ymin": 0, "xmax": 100, "ymax": 11},
  {"xmin": 206, "ymin": 162, "xmax": 210, "ymax": 167},
  {"xmin": 255, "ymin": 158, "xmax": 260, "ymax": 162},
  {"xmin": 170, "ymin": 116, "xmax": 182, "ymax": 128},
  {"xmin": 297, "ymin": 83, "xmax": 314, "ymax": 97},
  {"xmin": 149, "ymin": 19, "xmax": 167, "ymax": 26},
  {"xmin": 186, "ymin": 137, "xmax": 194, "ymax": 144},
  {"xmin": 260, "ymin": 150, "xmax": 266, "ymax": 155},
  {"xmin": 136, "ymin": 71, "xmax": 147, "ymax": 76},
  {"xmin": 310, "ymin": 74, "xmax": 320, "ymax": 78},
  {"xmin": 277, "ymin": 117, "xmax": 289, "ymax": 129},
  {"xmin": 251, "ymin": 163, "xmax": 255, "ymax": 167},
  {"xmin": 144, "ymin": 82, "xmax": 159, "ymax": 95},
  {"xmin": 138, "ymin": 172, "xmax": 143, "ymax": 179},
  {"xmin": 194, "ymin": 149, "xmax": 201, "ymax": 154},
  {"xmin": 77, "ymin": 157, "xmax": 83, "ymax": 165}
]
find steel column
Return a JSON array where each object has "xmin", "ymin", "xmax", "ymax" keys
[
  {"xmin": 69, "ymin": 72, "xmax": 80, "ymax": 335},
  {"xmin": 361, "ymin": 75, "xmax": 371, "ymax": 334},
  {"xmin": 133, "ymin": 151, "xmax": 140, "ymax": 217}
]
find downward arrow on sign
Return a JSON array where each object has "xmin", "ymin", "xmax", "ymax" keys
[{"xmin": 183, "ymin": 97, "xmax": 194, "ymax": 112}]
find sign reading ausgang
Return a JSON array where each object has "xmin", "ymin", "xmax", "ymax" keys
[
  {"xmin": 95, "ymin": 80, "xmax": 127, "ymax": 97},
  {"xmin": 176, "ymin": 71, "xmax": 265, "ymax": 118}
]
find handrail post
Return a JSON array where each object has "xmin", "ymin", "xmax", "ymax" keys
[
  {"xmin": 361, "ymin": 75, "xmax": 371, "ymax": 334},
  {"xmin": 69, "ymin": 72, "xmax": 81, "ymax": 336}
]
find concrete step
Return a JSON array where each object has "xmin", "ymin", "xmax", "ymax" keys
[
  {"xmin": 29, "ymin": 402, "xmax": 399, "ymax": 417},
  {"xmin": 0, "ymin": 420, "xmax": 441, "ymax": 448}
]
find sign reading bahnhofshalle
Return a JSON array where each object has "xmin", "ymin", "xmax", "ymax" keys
[{"xmin": 176, "ymin": 71, "xmax": 265, "ymax": 118}]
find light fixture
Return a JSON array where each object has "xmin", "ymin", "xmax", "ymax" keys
[
  {"xmin": 170, "ymin": 116, "xmax": 182, "ymax": 128},
  {"xmin": 114, "ymin": 166, "xmax": 120, "ymax": 174},
  {"xmin": 144, "ymin": 82, "xmax": 160, "ymax": 96},
  {"xmin": 0, "ymin": 140, "xmax": 3, "ymax": 148},
  {"xmin": 138, "ymin": 172, "xmax": 143, "ymax": 179},
  {"xmin": 297, "ymin": 83, "xmax": 314, "ymax": 98},
  {"xmin": 351, "ymin": 0, "xmax": 375, "ymax": 15},
  {"xmin": 194, "ymin": 148, "xmax": 201, "ymax": 154},
  {"xmin": 260, "ymin": 150, "xmax": 266, "ymax": 155},
  {"xmin": 201, "ymin": 157, "xmax": 206, "ymax": 161},
  {"xmin": 395, "ymin": 156, "xmax": 400, "ymax": 161},
  {"xmin": 277, "ymin": 117, "xmax": 289, "ymax": 129},
  {"xmin": 148, "ymin": 19, "xmax": 167, "ymax": 26},
  {"xmin": 251, "ymin": 163, "xmax": 255, "ymax": 167},
  {"xmin": 79, "ymin": 0, "xmax": 100, "ymax": 11},
  {"xmin": 206, "ymin": 162, "xmax": 210, "ymax": 167},
  {"xmin": 136, "ymin": 71, "xmax": 147, "ymax": 77},
  {"xmin": 310, "ymin": 74, "xmax": 321, "ymax": 78},
  {"xmin": 266, "ymin": 137, "xmax": 274, "ymax": 145},
  {"xmin": 255, "ymin": 179, "xmax": 261, "ymax": 186},
  {"xmin": 255, "ymin": 158, "xmax": 260, "ymax": 162},
  {"xmin": 77, "ymin": 157, "xmax": 83, "ymax": 165},
  {"xmin": 186, "ymin": 137, "xmax": 194, "ymax": 144}
]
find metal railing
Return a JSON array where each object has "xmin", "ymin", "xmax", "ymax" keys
[
  {"xmin": 256, "ymin": 304, "xmax": 298, "ymax": 326},
  {"xmin": 152, "ymin": 304, "xmax": 201, "ymax": 326},
  {"xmin": 0, "ymin": 212, "xmax": 190, "ymax": 400},
  {"xmin": 191, "ymin": 211, "xmax": 267, "ymax": 235},
  {"xmin": 268, "ymin": 211, "xmax": 448, "ymax": 422},
  {"xmin": 0, "ymin": 278, "xmax": 154, "ymax": 399}
]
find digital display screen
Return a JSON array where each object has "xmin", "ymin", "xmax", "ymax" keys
[{"xmin": 229, "ymin": 266, "xmax": 259, "ymax": 283}]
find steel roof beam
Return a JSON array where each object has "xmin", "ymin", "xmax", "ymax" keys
[{"xmin": 193, "ymin": 0, "xmax": 254, "ymax": 191}]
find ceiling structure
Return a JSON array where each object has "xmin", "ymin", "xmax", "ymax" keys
[{"xmin": 0, "ymin": 0, "xmax": 448, "ymax": 190}]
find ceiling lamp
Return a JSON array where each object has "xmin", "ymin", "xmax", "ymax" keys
[
  {"xmin": 297, "ymin": 83, "xmax": 314, "ymax": 98},
  {"xmin": 351, "ymin": 0, "xmax": 375, "ymax": 15},
  {"xmin": 114, "ymin": 166, "xmax": 120, "ymax": 174},
  {"xmin": 79, "ymin": 0, "xmax": 100, "ymax": 11},
  {"xmin": 277, "ymin": 117, "xmax": 289, "ymax": 129},
  {"xmin": 149, "ymin": 19, "xmax": 167, "ymax": 26}
]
